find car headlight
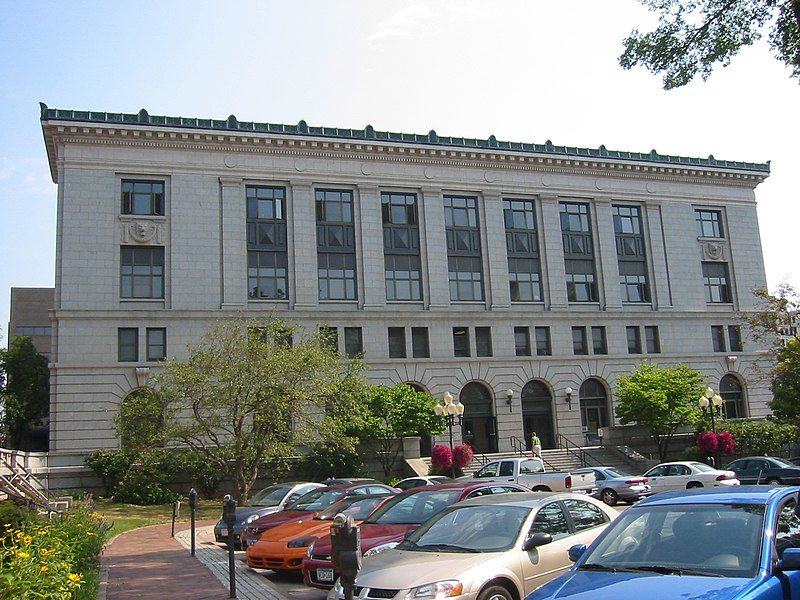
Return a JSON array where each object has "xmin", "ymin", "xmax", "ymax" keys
[
  {"xmin": 245, "ymin": 514, "xmax": 260, "ymax": 525},
  {"xmin": 405, "ymin": 580, "xmax": 463, "ymax": 599},
  {"xmin": 363, "ymin": 542, "xmax": 399, "ymax": 558},
  {"xmin": 306, "ymin": 541, "xmax": 316, "ymax": 558},
  {"xmin": 288, "ymin": 536, "xmax": 318, "ymax": 548}
]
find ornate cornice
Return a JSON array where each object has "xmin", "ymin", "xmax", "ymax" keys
[{"xmin": 40, "ymin": 103, "xmax": 770, "ymax": 188}]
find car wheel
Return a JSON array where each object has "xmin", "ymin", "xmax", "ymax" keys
[
  {"xmin": 477, "ymin": 585, "xmax": 513, "ymax": 600},
  {"xmin": 601, "ymin": 488, "xmax": 618, "ymax": 506},
  {"xmin": 532, "ymin": 486, "xmax": 551, "ymax": 492},
  {"xmin": 766, "ymin": 478, "xmax": 782, "ymax": 485},
  {"xmin": 687, "ymin": 482, "xmax": 703, "ymax": 489}
]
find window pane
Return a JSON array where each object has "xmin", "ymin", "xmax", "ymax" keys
[
  {"xmin": 535, "ymin": 327, "xmax": 551, "ymax": 356},
  {"xmin": 476, "ymin": 327, "xmax": 492, "ymax": 357},
  {"xmin": 514, "ymin": 327, "xmax": 531, "ymax": 356},
  {"xmin": 453, "ymin": 327, "xmax": 470, "ymax": 357},
  {"xmin": 411, "ymin": 327, "xmax": 429, "ymax": 358},
  {"xmin": 627, "ymin": 326, "xmax": 641, "ymax": 354},
  {"xmin": 572, "ymin": 327, "xmax": 587, "ymax": 355},
  {"xmin": 146, "ymin": 328, "xmax": 166, "ymax": 361},
  {"xmin": 344, "ymin": 327, "xmax": 363, "ymax": 358},
  {"xmin": 388, "ymin": 327, "xmax": 406, "ymax": 358},
  {"xmin": 118, "ymin": 328, "xmax": 138, "ymax": 362}
]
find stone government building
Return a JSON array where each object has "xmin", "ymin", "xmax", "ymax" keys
[{"xmin": 39, "ymin": 103, "xmax": 771, "ymax": 466}]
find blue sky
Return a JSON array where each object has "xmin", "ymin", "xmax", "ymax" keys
[{"xmin": 1, "ymin": 0, "xmax": 798, "ymax": 342}]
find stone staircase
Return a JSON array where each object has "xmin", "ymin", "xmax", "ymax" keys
[{"xmin": 0, "ymin": 448, "xmax": 69, "ymax": 515}]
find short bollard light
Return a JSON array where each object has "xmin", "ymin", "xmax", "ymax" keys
[
  {"xmin": 171, "ymin": 500, "xmax": 181, "ymax": 538},
  {"xmin": 188, "ymin": 488, "xmax": 198, "ymax": 557},
  {"xmin": 330, "ymin": 513, "xmax": 361, "ymax": 600},
  {"xmin": 222, "ymin": 495, "xmax": 238, "ymax": 599}
]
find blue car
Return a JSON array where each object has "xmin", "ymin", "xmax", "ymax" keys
[{"xmin": 526, "ymin": 486, "xmax": 800, "ymax": 600}]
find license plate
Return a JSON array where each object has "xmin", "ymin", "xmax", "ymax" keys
[
  {"xmin": 219, "ymin": 529, "xmax": 227, "ymax": 536},
  {"xmin": 316, "ymin": 568, "xmax": 334, "ymax": 582}
]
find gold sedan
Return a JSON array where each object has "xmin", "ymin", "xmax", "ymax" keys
[{"xmin": 328, "ymin": 492, "xmax": 618, "ymax": 600}]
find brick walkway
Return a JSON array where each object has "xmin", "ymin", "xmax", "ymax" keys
[{"xmin": 101, "ymin": 521, "xmax": 232, "ymax": 600}]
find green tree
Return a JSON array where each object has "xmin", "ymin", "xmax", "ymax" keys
[
  {"xmin": 0, "ymin": 336, "xmax": 49, "ymax": 450},
  {"xmin": 620, "ymin": 0, "xmax": 800, "ymax": 89},
  {"xmin": 616, "ymin": 362, "xmax": 704, "ymax": 461},
  {"xmin": 352, "ymin": 384, "xmax": 445, "ymax": 476},
  {"xmin": 720, "ymin": 418, "xmax": 797, "ymax": 456},
  {"xmin": 120, "ymin": 316, "xmax": 365, "ymax": 502},
  {"xmin": 770, "ymin": 338, "xmax": 800, "ymax": 427}
]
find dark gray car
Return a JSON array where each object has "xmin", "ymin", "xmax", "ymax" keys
[{"xmin": 575, "ymin": 466, "xmax": 651, "ymax": 506}]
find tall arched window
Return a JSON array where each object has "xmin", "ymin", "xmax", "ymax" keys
[
  {"xmin": 579, "ymin": 378, "xmax": 609, "ymax": 442},
  {"xmin": 521, "ymin": 380, "xmax": 554, "ymax": 449},
  {"xmin": 459, "ymin": 382, "xmax": 497, "ymax": 453},
  {"xmin": 720, "ymin": 375, "xmax": 746, "ymax": 419}
]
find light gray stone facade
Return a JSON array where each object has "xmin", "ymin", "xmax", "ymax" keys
[{"xmin": 40, "ymin": 105, "xmax": 772, "ymax": 462}]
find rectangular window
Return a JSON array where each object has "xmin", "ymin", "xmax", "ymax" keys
[
  {"xmin": 344, "ymin": 327, "xmax": 363, "ymax": 358},
  {"xmin": 702, "ymin": 262, "xmax": 731, "ymax": 303},
  {"xmin": 591, "ymin": 326, "xmax": 607, "ymax": 355},
  {"xmin": 453, "ymin": 326, "xmax": 470, "ymax": 357},
  {"xmin": 695, "ymin": 209, "xmax": 724, "ymax": 238},
  {"xmin": 122, "ymin": 180, "xmax": 164, "ymax": 216},
  {"xmin": 514, "ymin": 327, "xmax": 531, "ymax": 356},
  {"xmin": 560, "ymin": 202, "xmax": 597, "ymax": 302},
  {"xmin": 711, "ymin": 325, "xmax": 727, "ymax": 352},
  {"xmin": 626, "ymin": 326, "xmax": 642, "ymax": 354},
  {"xmin": 728, "ymin": 325, "xmax": 743, "ymax": 352},
  {"xmin": 317, "ymin": 189, "xmax": 357, "ymax": 300},
  {"xmin": 613, "ymin": 205, "xmax": 650, "ymax": 303},
  {"xmin": 475, "ymin": 327, "xmax": 493, "ymax": 357},
  {"xmin": 504, "ymin": 199, "xmax": 542, "ymax": 302},
  {"xmin": 445, "ymin": 196, "xmax": 483, "ymax": 301},
  {"xmin": 572, "ymin": 326, "xmax": 588, "ymax": 355},
  {"xmin": 146, "ymin": 328, "xmax": 166, "ymax": 361},
  {"xmin": 120, "ymin": 246, "xmax": 164, "ymax": 299},
  {"xmin": 382, "ymin": 192, "xmax": 422, "ymax": 301},
  {"xmin": 534, "ymin": 327, "xmax": 552, "ymax": 356},
  {"xmin": 645, "ymin": 326, "xmax": 661, "ymax": 354},
  {"xmin": 319, "ymin": 326, "xmax": 338, "ymax": 352},
  {"xmin": 247, "ymin": 186, "xmax": 288, "ymax": 300},
  {"xmin": 118, "ymin": 328, "xmax": 138, "ymax": 362},
  {"xmin": 411, "ymin": 327, "xmax": 430, "ymax": 358},
  {"xmin": 388, "ymin": 327, "xmax": 406, "ymax": 358}
]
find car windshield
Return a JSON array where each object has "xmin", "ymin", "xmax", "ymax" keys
[
  {"xmin": 248, "ymin": 485, "xmax": 292, "ymax": 507},
  {"xmin": 400, "ymin": 505, "xmax": 530, "ymax": 553},
  {"xmin": 286, "ymin": 488, "xmax": 345, "ymax": 511},
  {"xmin": 603, "ymin": 468, "xmax": 629, "ymax": 478},
  {"xmin": 580, "ymin": 503, "xmax": 764, "ymax": 578},
  {"xmin": 365, "ymin": 490, "xmax": 463, "ymax": 524},
  {"xmin": 316, "ymin": 496, "xmax": 385, "ymax": 521},
  {"xmin": 771, "ymin": 458, "xmax": 793, "ymax": 468},
  {"xmin": 691, "ymin": 462, "xmax": 716, "ymax": 473}
]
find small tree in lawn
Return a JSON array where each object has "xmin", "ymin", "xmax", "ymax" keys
[
  {"xmin": 355, "ymin": 384, "xmax": 445, "ymax": 477},
  {"xmin": 0, "ymin": 336, "xmax": 49, "ymax": 450},
  {"xmin": 616, "ymin": 362, "xmax": 704, "ymax": 462}
]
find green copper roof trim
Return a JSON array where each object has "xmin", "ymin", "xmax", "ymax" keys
[{"xmin": 39, "ymin": 103, "xmax": 770, "ymax": 174}]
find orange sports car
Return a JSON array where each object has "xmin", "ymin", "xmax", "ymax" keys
[{"xmin": 246, "ymin": 493, "xmax": 389, "ymax": 574}]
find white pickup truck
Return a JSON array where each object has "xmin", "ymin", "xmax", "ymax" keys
[{"xmin": 469, "ymin": 457, "xmax": 596, "ymax": 493}]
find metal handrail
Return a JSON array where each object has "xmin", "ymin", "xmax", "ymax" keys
[
  {"xmin": 555, "ymin": 433, "xmax": 603, "ymax": 468},
  {"xmin": 509, "ymin": 436, "xmax": 527, "ymax": 456}
]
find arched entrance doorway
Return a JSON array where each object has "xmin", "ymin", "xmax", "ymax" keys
[
  {"xmin": 521, "ymin": 380, "xmax": 555, "ymax": 450},
  {"xmin": 720, "ymin": 375, "xmax": 746, "ymax": 419},
  {"xmin": 579, "ymin": 378, "xmax": 609, "ymax": 444},
  {"xmin": 460, "ymin": 382, "xmax": 497, "ymax": 453},
  {"xmin": 406, "ymin": 382, "xmax": 433, "ymax": 457}
]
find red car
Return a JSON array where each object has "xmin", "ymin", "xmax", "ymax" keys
[
  {"xmin": 302, "ymin": 481, "xmax": 528, "ymax": 589},
  {"xmin": 243, "ymin": 482, "xmax": 396, "ymax": 547}
]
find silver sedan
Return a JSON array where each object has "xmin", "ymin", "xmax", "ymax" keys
[{"xmin": 574, "ymin": 466, "xmax": 651, "ymax": 506}]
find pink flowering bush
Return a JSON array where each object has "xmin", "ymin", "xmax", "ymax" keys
[
  {"xmin": 717, "ymin": 431, "xmax": 735, "ymax": 455},
  {"xmin": 452, "ymin": 444, "xmax": 474, "ymax": 469},
  {"xmin": 431, "ymin": 445, "xmax": 453, "ymax": 470},
  {"xmin": 698, "ymin": 431, "xmax": 719, "ymax": 455}
]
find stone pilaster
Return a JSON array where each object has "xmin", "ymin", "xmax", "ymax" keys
[
  {"xmin": 539, "ymin": 195, "xmax": 568, "ymax": 309},
  {"xmin": 220, "ymin": 177, "xmax": 246, "ymax": 308},
  {"xmin": 420, "ymin": 186, "xmax": 450, "ymax": 309},
  {"xmin": 482, "ymin": 191, "xmax": 510, "ymax": 309},
  {"xmin": 357, "ymin": 184, "xmax": 386, "ymax": 309},
  {"xmin": 594, "ymin": 197, "xmax": 622, "ymax": 310},
  {"xmin": 288, "ymin": 181, "xmax": 319, "ymax": 308},
  {"xmin": 646, "ymin": 202, "xmax": 673, "ymax": 309}
]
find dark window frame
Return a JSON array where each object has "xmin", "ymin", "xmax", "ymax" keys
[
  {"xmin": 411, "ymin": 327, "xmax": 430, "ymax": 358},
  {"xmin": 504, "ymin": 198, "xmax": 542, "ymax": 303},
  {"xmin": 383, "ymin": 192, "xmax": 423, "ymax": 301},
  {"xmin": 344, "ymin": 327, "xmax": 363, "ymax": 358},
  {"xmin": 534, "ymin": 327, "xmax": 552, "ymax": 356},
  {"xmin": 702, "ymin": 261, "xmax": 732, "ymax": 303},
  {"xmin": 514, "ymin": 326, "xmax": 531, "ymax": 357},
  {"xmin": 388, "ymin": 327, "xmax": 407, "ymax": 358},
  {"xmin": 121, "ymin": 179, "xmax": 165, "ymax": 216},
  {"xmin": 445, "ymin": 195, "xmax": 484, "ymax": 301},
  {"xmin": 146, "ymin": 327, "xmax": 166, "ymax": 361},
  {"xmin": 120, "ymin": 246, "xmax": 165, "ymax": 299},
  {"xmin": 475, "ymin": 327, "xmax": 493, "ymax": 357},
  {"xmin": 695, "ymin": 209, "xmax": 724, "ymax": 238},
  {"xmin": 591, "ymin": 326, "xmax": 607, "ymax": 355},
  {"xmin": 560, "ymin": 202, "xmax": 597, "ymax": 303},
  {"xmin": 453, "ymin": 326, "xmax": 470, "ymax": 357},
  {"xmin": 626, "ymin": 326, "xmax": 642, "ymax": 354},
  {"xmin": 572, "ymin": 326, "xmax": 588, "ymax": 356},
  {"xmin": 316, "ymin": 189, "xmax": 358, "ymax": 301},
  {"xmin": 644, "ymin": 326, "xmax": 661, "ymax": 354},
  {"xmin": 118, "ymin": 328, "xmax": 139, "ymax": 362},
  {"xmin": 247, "ymin": 185, "xmax": 288, "ymax": 300},
  {"xmin": 613, "ymin": 205, "xmax": 650, "ymax": 303}
]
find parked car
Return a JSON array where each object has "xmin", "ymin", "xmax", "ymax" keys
[
  {"xmin": 573, "ymin": 466, "xmax": 651, "ymax": 506},
  {"xmin": 212, "ymin": 481, "xmax": 324, "ymax": 547},
  {"xmin": 328, "ymin": 492, "xmax": 617, "ymax": 600},
  {"xmin": 642, "ymin": 461, "xmax": 739, "ymax": 492},
  {"xmin": 725, "ymin": 456, "xmax": 800, "ymax": 485},
  {"xmin": 527, "ymin": 486, "xmax": 800, "ymax": 599},
  {"xmin": 471, "ymin": 457, "xmax": 596, "ymax": 493},
  {"xmin": 395, "ymin": 476, "xmax": 452, "ymax": 491},
  {"xmin": 243, "ymin": 482, "xmax": 397, "ymax": 547},
  {"xmin": 322, "ymin": 478, "xmax": 382, "ymax": 486},
  {"xmin": 246, "ymin": 494, "xmax": 389, "ymax": 574},
  {"xmin": 303, "ymin": 481, "xmax": 529, "ymax": 589}
]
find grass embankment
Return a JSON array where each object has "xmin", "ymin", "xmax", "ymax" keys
[{"xmin": 96, "ymin": 498, "xmax": 223, "ymax": 537}]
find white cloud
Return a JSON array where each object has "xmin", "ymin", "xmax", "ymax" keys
[{"xmin": 368, "ymin": 4, "xmax": 439, "ymax": 42}]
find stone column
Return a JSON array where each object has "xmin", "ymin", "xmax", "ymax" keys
[
  {"xmin": 482, "ymin": 191, "xmax": 510, "ymax": 310},
  {"xmin": 220, "ymin": 177, "xmax": 246, "ymax": 308},
  {"xmin": 357, "ymin": 184, "xmax": 386, "ymax": 309},
  {"xmin": 539, "ymin": 195, "xmax": 568, "ymax": 309},
  {"xmin": 594, "ymin": 197, "xmax": 622, "ymax": 311},
  {"xmin": 420, "ymin": 186, "xmax": 450, "ymax": 310},
  {"xmin": 288, "ymin": 181, "xmax": 319, "ymax": 309},
  {"xmin": 645, "ymin": 202, "xmax": 673, "ymax": 310}
]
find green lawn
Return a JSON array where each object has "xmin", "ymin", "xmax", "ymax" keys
[{"xmin": 96, "ymin": 498, "xmax": 223, "ymax": 537}]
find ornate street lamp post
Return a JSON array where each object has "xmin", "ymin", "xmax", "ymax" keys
[
  {"xmin": 698, "ymin": 386, "xmax": 724, "ymax": 467},
  {"xmin": 434, "ymin": 391, "xmax": 465, "ymax": 478}
]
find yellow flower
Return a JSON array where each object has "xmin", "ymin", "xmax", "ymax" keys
[
  {"xmin": 67, "ymin": 573, "xmax": 82, "ymax": 583},
  {"xmin": 41, "ymin": 565, "xmax": 49, "ymax": 573},
  {"xmin": 87, "ymin": 532, "xmax": 96, "ymax": 537},
  {"xmin": 22, "ymin": 535, "xmax": 33, "ymax": 545},
  {"xmin": 16, "ymin": 551, "xmax": 30, "ymax": 559},
  {"xmin": 60, "ymin": 561, "xmax": 69, "ymax": 569}
]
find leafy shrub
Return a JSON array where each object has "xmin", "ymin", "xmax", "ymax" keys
[
  {"xmin": 180, "ymin": 450, "xmax": 225, "ymax": 499},
  {"xmin": 297, "ymin": 439, "xmax": 364, "ymax": 481},
  {"xmin": 84, "ymin": 450, "xmax": 133, "ymax": 497},
  {"xmin": 452, "ymin": 444, "xmax": 474, "ymax": 469},
  {"xmin": 720, "ymin": 419, "xmax": 797, "ymax": 457},
  {"xmin": 0, "ymin": 501, "xmax": 30, "ymax": 530},
  {"xmin": 429, "ymin": 445, "xmax": 461, "ymax": 476},
  {"xmin": 681, "ymin": 445, "xmax": 702, "ymax": 461},
  {"xmin": 111, "ymin": 449, "xmax": 180, "ymax": 505}
]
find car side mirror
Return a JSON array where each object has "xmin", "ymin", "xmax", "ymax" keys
[
  {"xmin": 523, "ymin": 532, "xmax": 552, "ymax": 551},
  {"xmin": 568, "ymin": 544, "xmax": 587, "ymax": 562},
  {"xmin": 779, "ymin": 548, "xmax": 800, "ymax": 572}
]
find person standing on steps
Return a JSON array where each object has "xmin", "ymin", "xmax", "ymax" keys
[{"xmin": 531, "ymin": 432, "xmax": 542, "ymax": 458}]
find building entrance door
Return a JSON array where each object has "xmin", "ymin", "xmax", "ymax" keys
[
  {"xmin": 521, "ymin": 380, "xmax": 555, "ymax": 449},
  {"xmin": 459, "ymin": 382, "xmax": 497, "ymax": 454}
]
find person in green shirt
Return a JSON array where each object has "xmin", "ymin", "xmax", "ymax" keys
[{"xmin": 530, "ymin": 432, "xmax": 542, "ymax": 458}]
